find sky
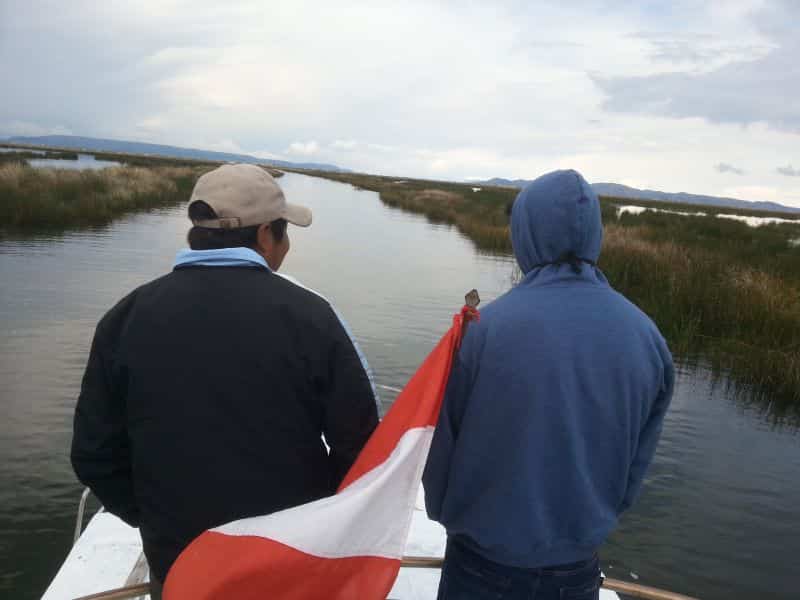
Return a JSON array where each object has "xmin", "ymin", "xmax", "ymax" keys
[{"xmin": 1, "ymin": 0, "xmax": 799, "ymax": 206}]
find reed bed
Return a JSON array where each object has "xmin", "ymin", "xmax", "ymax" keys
[
  {"xmin": 289, "ymin": 168, "xmax": 800, "ymax": 417},
  {"xmin": 602, "ymin": 225, "xmax": 800, "ymax": 415},
  {"xmin": 0, "ymin": 163, "xmax": 206, "ymax": 229}
]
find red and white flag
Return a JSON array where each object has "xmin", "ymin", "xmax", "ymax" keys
[{"xmin": 164, "ymin": 307, "xmax": 475, "ymax": 600}]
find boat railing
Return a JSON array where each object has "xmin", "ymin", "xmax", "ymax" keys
[
  {"xmin": 70, "ymin": 456, "xmax": 700, "ymax": 599},
  {"xmin": 71, "ymin": 561, "xmax": 702, "ymax": 600},
  {"xmin": 74, "ymin": 487, "xmax": 94, "ymax": 545}
]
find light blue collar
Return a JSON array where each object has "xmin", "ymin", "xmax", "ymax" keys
[{"xmin": 174, "ymin": 247, "xmax": 271, "ymax": 271}]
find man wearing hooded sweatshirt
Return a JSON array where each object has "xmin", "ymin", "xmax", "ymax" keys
[{"xmin": 423, "ymin": 169, "xmax": 674, "ymax": 600}]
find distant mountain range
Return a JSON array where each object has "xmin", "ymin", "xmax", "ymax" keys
[
  {"xmin": 479, "ymin": 178, "xmax": 800, "ymax": 214},
  {"xmin": 1, "ymin": 135, "xmax": 349, "ymax": 173},
  {"xmin": 4, "ymin": 135, "xmax": 797, "ymax": 213}
]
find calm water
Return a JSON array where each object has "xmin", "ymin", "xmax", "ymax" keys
[
  {"xmin": 27, "ymin": 154, "xmax": 121, "ymax": 170},
  {"xmin": 0, "ymin": 147, "xmax": 44, "ymax": 155},
  {"xmin": 1, "ymin": 173, "xmax": 798, "ymax": 599}
]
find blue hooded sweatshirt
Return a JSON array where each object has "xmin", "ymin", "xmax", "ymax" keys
[{"xmin": 422, "ymin": 169, "xmax": 674, "ymax": 568}]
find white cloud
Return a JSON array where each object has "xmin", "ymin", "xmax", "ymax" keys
[
  {"xmin": 716, "ymin": 163, "xmax": 745, "ymax": 175},
  {"xmin": 135, "ymin": 116, "xmax": 167, "ymax": 134},
  {"xmin": 286, "ymin": 141, "xmax": 320, "ymax": 156},
  {"xmin": 595, "ymin": 2, "xmax": 799, "ymax": 133},
  {"xmin": 0, "ymin": 1, "xmax": 799, "ymax": 206},
  {"xmin": 0, "ymin": 121, "xmax": 72, "ymax": 137},
  {"xmin": 721, "ymin": 185, "xmax": 799, "ymax": 205},
  {"xmin": 205, "ymin": 139, "xmax": 247, "ymax": 154},
  {"xmin": 777, "ymin": 165, "xmax": 800, "ymax": 177},
  {"xmin": 330, "ymin": 140, "xmax": 358, "ymax": 150},
  {"xmin": 252, "ymin": 150, "xmax": 285, "ymax": 161},
  {"xmin": 367, "ymin": 143, "xmax": 397, "ymax": 153}
]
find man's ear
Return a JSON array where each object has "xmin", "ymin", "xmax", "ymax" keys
[{"xmin": 256, "ymin": 223, "xmax": 273, "ymax": 252}]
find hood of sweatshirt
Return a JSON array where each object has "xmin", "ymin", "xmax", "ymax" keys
[{"xmin": 510, "ymin": 169, "xmax": 603, "ymax": 274}]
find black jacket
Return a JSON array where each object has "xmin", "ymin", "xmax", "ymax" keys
[{"xmin": 71, "ymin": 265, "xmax": 378, "ymax": 581}]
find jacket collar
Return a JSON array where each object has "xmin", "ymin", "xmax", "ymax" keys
[{"xmin": 174, "ymin": 247, "xmax": 270, "ymax": 271}]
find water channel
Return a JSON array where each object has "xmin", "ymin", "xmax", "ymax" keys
[{"xmin": 1, "ymin": 173, "xmax": 798, "ymax": 599}]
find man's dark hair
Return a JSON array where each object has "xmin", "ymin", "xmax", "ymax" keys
[{"xmin": 187, "ymin": 201, "xmax": 287, "ymax": 250}]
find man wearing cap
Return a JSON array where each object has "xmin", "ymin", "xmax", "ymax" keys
[{"xmin": 71, "ymin": 164, "xmax": 379, "ymax": 597}]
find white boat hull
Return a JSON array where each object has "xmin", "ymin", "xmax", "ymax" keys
[{"xmin": 43, "ymin": 489, "xmax": 619, "ymax": 599}]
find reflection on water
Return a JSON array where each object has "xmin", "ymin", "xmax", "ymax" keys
[
  {"xmin": 27, "ymin": 154, "xmax": 121, "ymax": 170},
  {"xmin": 0, "ymin": 146, "xmax": 45, "ymax": 154},
  {"xmin": 605, "ymin": 365, "xmax": 800, "ymax": 599},
  {"xmin": 0, "ymin": 173, "xmax": 798, "ymax": 600}
]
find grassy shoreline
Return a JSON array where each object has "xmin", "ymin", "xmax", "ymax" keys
[
  {"xmin": 0, "ymin": 156, "xmax": 282, "ymax": 232},
  {"xmin": 285, "ymin": 168, "xmax": 800, "ymax": 417},
  {"xmin": 0, "ymin": 164, "xmax": 208, "ymax": 230}
]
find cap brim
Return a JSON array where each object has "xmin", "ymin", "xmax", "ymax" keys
[{"xmin": 282, "ymin": 203, "xmax": 312, "ymax": 227}]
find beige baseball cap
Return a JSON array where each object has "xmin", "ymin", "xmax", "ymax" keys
[{"xmin": 189, "ymin": 163, "xmax": 312, "ymax": 229}]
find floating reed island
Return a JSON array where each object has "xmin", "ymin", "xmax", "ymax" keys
[{"xmin": 286, "ymin": 168, "xmax": 800, "ymax": 418}]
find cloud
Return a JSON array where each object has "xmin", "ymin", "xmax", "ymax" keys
[
  {"xmin": 330, "ymin": 139, "xmax": 358, "ymax": 151},
  {"xmin": 721, "ymin": 185, "xmax": 794, "ymax": 204},
  {"xmin": 252, "ymin": 150, "xmax": 285, "ymax": 161},
  {"xmin": 0, "ymin": 120, "xmax": 73, "ymax": 137},
  {"xmin": 205, "ymin": 139, "xmax": 247, "ymax": 154},
  {"xmin": 1, "ymin": 1, "xmax": 800, "ymax": 206},
  {"xmin": 777, "ymin": 165, "xmax": 800, "ymax": 177},
  {"xmin": 366, "ymin": 143, "xmax": 397, "ymax": 153},
  {"xmin": 630, "ymin": 31, "xmax": 767, "ymax": 67},
  {"xmin": 135, "ymin": 116, "xmax": 168, "ymax": 134},
  {"xmin": 593, "ymin": 46, "xmax": 799, "ymax": 133},
  {"xmin": 594, "ymin": 2, "xmax": 799, "ymax": 133},
  {"xmin": 286, "ymin": 141, "xmax": 320, "ymax": 156},
  {"xmin": 716, "ymin": 162, "xmax": 745, "ymax": 175}
]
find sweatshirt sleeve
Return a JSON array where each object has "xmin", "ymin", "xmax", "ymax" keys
[
  {"xmin": 619, "ymin": 344, "xmax": 675, "ymax": 514},
  {"xmin": 423, "ymin": 347, "xmax": 472, "ymax": 523},
  {"xmin": 71, "ymin": 324, "xmax": 140, "ymax": 527},
  {"xmin": 321, "ymin": 310, "xmax": 379, "ymax": 488}
]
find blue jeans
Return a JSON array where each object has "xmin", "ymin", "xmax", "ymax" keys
[{"xmin": 437, "ymin": 538, "xmax": 602, "ymax": 600}]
